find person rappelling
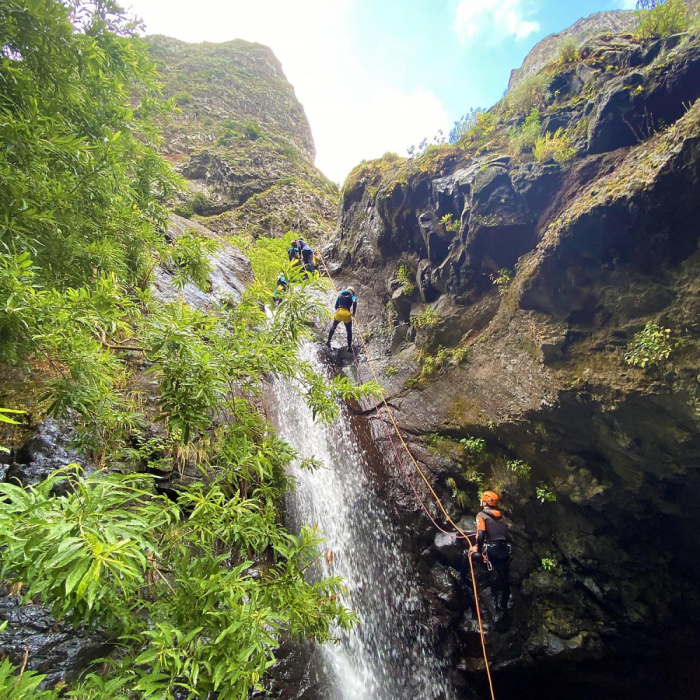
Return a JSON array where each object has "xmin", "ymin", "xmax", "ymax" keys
[
  {"xmin": 326, "ymin": 286, "xmax": 357, "ymax": 352},
  {"xmin": 468, "ymin": 490, "xmax": 511, "ymax": 614}
]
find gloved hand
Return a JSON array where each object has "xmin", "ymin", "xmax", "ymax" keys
[{"xmin": 468, "ymin": 545, "xmax": 478, "ymax": 555}]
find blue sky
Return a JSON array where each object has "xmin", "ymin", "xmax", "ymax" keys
[{"xmin": 127, "ymin": 0, "xmax": 636, "ymax": 182}]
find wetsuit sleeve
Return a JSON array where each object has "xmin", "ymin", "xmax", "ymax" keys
[
  {"xmin": 352, "ymin": 297, "xmax": 357, "ymax": 315},
  {"xmin": 476, "ymin": 515, "xmax": 486, "ymax": 553}
]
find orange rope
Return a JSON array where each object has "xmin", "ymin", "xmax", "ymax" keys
[{"xmin": 317, "ymin": 256, "xmax": 497, "ymax": 700}]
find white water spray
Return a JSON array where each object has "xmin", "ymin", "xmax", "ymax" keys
[{"xmin": 271, "ymin": 343, "xmax": 456, "ymax": 700}]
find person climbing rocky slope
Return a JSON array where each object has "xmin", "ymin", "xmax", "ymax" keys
[{"xmin": 324, "ymin": 19, "xmax": 700, "ymax": 700}]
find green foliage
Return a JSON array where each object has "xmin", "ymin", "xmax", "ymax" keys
[
  {"xmin": 385, "ymin": 365, "xmax": 399, "ymax": 376},
  {"xmin": 624, "ymin": 322, "xmax": 683, "ymax": 368},
  {"xmin": 460, "ymin": 437, "xmax": 487, "ymax": 461},
  {"xmin": 491, "ymin": 268, "xmax": 513, "ymax": 295},
  {"xmin": 0, "ymin": 648, "xmax": 59, "ymax": 699},
  {"xmin": 558, "ymin": 38, "xmax": 581, "ymax": 64},
  {"xmin": 411, "ymin": 306, "xmax": 439, "ymax": 329},
  {"xmin": 505, "ymin": 73, "xmax": 550, "ymax": 116},
  {"xmin": 0, "ymin": 3, "xmax": 362, "ymax": 696},
  {"xmin": 0, "ymin": 0, "xmax": 180, "ymax": 293},
  {"xmin": 455, "ymin": 110, "xmax": 497, "ymax": 151},
  {"xmin": 536, "ymin": 482, "xmax": 557, "ymax": 503},
  {"xmin": 446, "ymin": 477, "xmax": 469, "ymax": 509},
  {"xmin": 396, "ymin": 263, "xmax": 415, "ymax": 296},
  {"xmin": 507, "ymin": 459, "xmax": 531, "ymax": 477},
  {"xmin": 509, "ymin": 108, "xmax": 541, "ymax": 154},
  {"xmin": 169, "ymin": 229, "xmax": 220, "ymax": 291},
  {"xmin": 0, "ymin": 470, "xmax": 354, "ymax": 698},
  {"xmin": 449, "ymin": 108, "xmax": 486, "ymax": 143},
  {"xmin": 440, "ymin": 214, "xmax": 460, "ymax": 232},
  {"xmin": 417, "ymin": 345, "xmax": 469, "ymax": 380},
  {"xmin": 541, "ymin": 556, "xmax": 557, "ymax": 571},
  {"xmin": 533, "ymin": 129, "xmax": 577, "ymax": 163},
  {"xmin": 230, "ymin": 231, "xmax": 313, "ymax": 289},
  {"xmin": 172, "ymin": 90, "xmax": 194, "ymax": 106},
  {"xmin": 0, "ymin": 407, "xmax": 24, "ymax": 453},
  {"xmin": 637, "ymin": 0, "xmax": 690, "ymax": 39}
]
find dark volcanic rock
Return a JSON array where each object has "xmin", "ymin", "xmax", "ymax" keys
[
  {"xmin": 3, "ymin": 418, "xmax": 82, "ymax": 488},
  {"xmin": 0, "ymin": 587, "xmax": 109, "ymax": 689},
  {"xmin": 326, "ymin": 29, "xmax": 700, "ymax": 699}
]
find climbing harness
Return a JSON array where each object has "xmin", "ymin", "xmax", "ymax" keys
[{"xmin": 317, "ymin": 254, "xmax": 497, "ymax": 700}]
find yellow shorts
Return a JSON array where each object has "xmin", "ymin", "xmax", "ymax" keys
[{"xmin": 334, "ymin": 308, "xmax": 352, "ymax": 323}]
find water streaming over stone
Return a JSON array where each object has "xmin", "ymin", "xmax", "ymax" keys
[{"xmin": 271, "ymin": 343, "xmax": 456, "ymax": 700}]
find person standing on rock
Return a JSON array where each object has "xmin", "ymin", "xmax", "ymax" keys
[
  {"xmin": 297, "ymin": 238, "xmax": 315, "ymax": 274},
  {"xmin": 468, "ymin": 490, "xmax": 511, "ymax": 614},
  {"xmin": 326, "ymin": 286, "xmax": 357, "ymax": 352},
  {"xmin": 287, "ymin": 239, "xmax": 301, "ymax": 264}
]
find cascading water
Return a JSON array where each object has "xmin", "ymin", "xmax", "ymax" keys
[{"xmin": 271, "ymin": 342, "xmax": 457, "ymax": 700}]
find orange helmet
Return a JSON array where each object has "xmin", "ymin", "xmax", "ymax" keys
[{"xmin": 481, "ymin": 490, "xmax": 499, "ymax": 506}]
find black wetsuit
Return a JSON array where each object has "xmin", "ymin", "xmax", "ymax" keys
[
  {"xmin": 476, "ymin": 506, "xmax": 511, "ymax": 610},
  {"xmin": 297, "ymin": 239, "xmax": 315, "ymax": 273},
  {"xmin": 327, "ymin": 290, "xmax": 357, "ymax": 349},
  {"xmin": 460, "ymin": 506, "xmax": 511, "ymax": 611}
]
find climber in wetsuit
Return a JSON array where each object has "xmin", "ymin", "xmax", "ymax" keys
[
  {"xmin": 273, "ymin": 274, "xmax": 288, "ymax": 304},
  {"xmin": 297, "ymin": 238, "xmax": 315, "ymax": 274},
  {"xmin": 287, "ymin": 240, "xmax": 301, "ymax": 265},
  {"xmin": 326, "ymin": 286, "xmax": 357, "ymax": 352},
  {"xmin": 468, "ymin": 490, "xmax": 511, "ymax": 613}
]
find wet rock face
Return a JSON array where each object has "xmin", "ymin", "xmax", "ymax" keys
[
  {"xmin": 2, "ymin": 418, "xmax": 82, "ymax": 489},
  {"xmin": 328, "ymin": 33, "xmax": 700, "ymax": 700},
  {"xmin": 0, "ymin": 587, "xmax": 109, "ymax": 689},
  {"xmin": 153, "ymin": 213, "xmax": 253, "ymax": 311}
]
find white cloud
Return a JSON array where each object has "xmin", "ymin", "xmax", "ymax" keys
[
  {"xmin": 453, "ymin": 0, "xmax": 540, "ymax": 44},
  {"xmin": 126, "ymin": 0, "xmax": 449, "ymax": 183},
  {"xmin": 616, "ymin": 0, "xmax": 638, "ymax": 8}
]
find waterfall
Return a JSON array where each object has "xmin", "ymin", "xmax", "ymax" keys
[{"xmin": 271, "ymin": 342, "xmax": 457, "ymax": 700}]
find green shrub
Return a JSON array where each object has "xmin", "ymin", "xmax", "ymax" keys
[
  {"xmin": 624, "ymin": 322, "xmax": 683, "ymax": 367},
  {"xmin": 507, "ymin": 459, "xmax": 531, "ymax": 477},
  {"xmin": 536, "ymin": 482, "xmax": 557, "ymax": 503},
  {"xmin": 533, "ymin": 128, "xmax": 576, "ymax": 163},
  {"xmin": 456, "ymin": 110, "xmax": 498, "ymax": 150},
  {"xmin": 440, "ymin": 213, "xmax": 460, "ymax": 232},
  {"xmin": 558, "ymin": 38, "xmax": 580, "ymax": 64},
  {"xmin": 396, "ymin": 263, "xmax": 415, "ymax": 296},
  {"xmin": 509, "ymin": 108, "xmax": 541, "ymax": 154},
  {"xmin": 173, "ymin": 90, "xmax": 194, "ymax": 106},
  {"xmin": 505, "ymin": 73, "xmax": 550, "ymax": 116},
  {"xmin": 491, "ymin": 268, "xmax": 513, "ymax": 295},
  {"xmin": 417, "ymin": 345, "xmax": 469, "ymax": 380},
  {"xmin": 637, "ymin": 0, "xmax": 690, "ymax": 39},
  {"xmin": 170, "ymin": 229, "xmax": 220, "ymax": 292},
  {"xmin": 460, "ymin": 437, "xmax": 486, "ymax": 458},
  {"xmin": 0, "ymin": 408, "xmax": 24, "ymax": 454},
  {"xmin": 541, "ymin": 556, "xmax": 557, "ymax": 571},
  {"xmin": 446, "ymin": 477, "xmax": 469, "ymax": 509},
  {"xmin": 411, "ymin": 306, "xmax": 439, "ymax": 329}
]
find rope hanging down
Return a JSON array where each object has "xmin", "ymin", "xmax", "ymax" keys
[{"xmin": 316, "ymin": 257, "xmax": 497, "ymax": 700}]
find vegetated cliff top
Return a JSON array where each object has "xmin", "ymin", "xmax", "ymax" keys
[
  {"xmin": 508, "ymin": 9, "xmax": 636, "ymax": 89},
  {"xmin": 509, "ymin": 0, "xmax": 700, "ymax": 89},
  {"xmin": 147, "ymin": 35, "xmax": 338, "ymax": 242}
]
